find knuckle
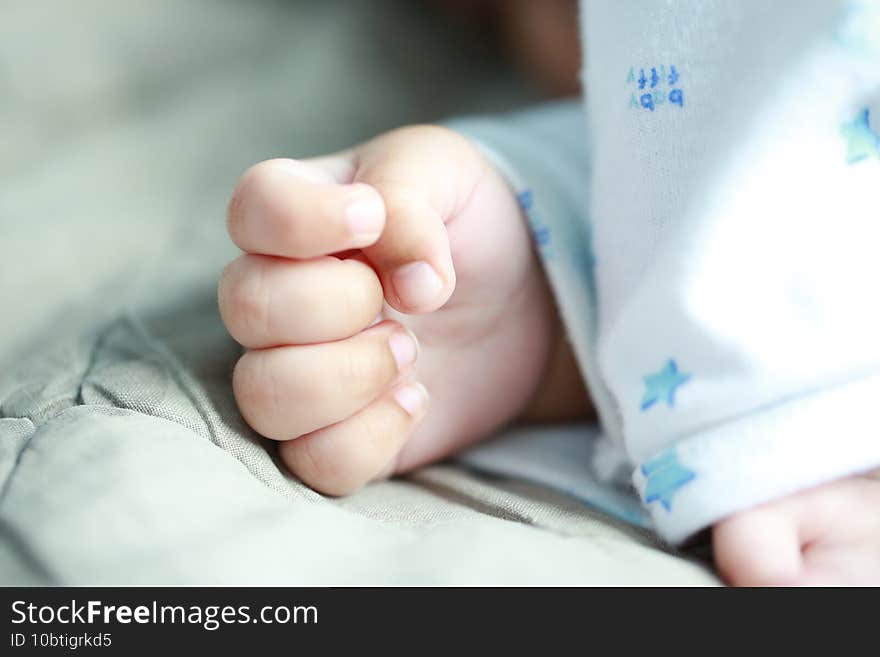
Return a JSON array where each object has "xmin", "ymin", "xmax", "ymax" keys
[
  {"xmin": 391, "ymin": 123, "xmax": 462, "ymax": 148},
  {"xmin": 226, "ymin": 191, "xmax": 244, "ymax": 239},
  {"xmin": 251, "ymin": 259, "xmax": 275, "ymax": 340},
  {"xmin": 220, "ymin": 256, "xmax": 275, "ymax": 345},
  {"xmin": 389, "ymin": 124, "xmax": 482, "ymax": 168},
  {"xmin": 217, "ymin": 260, "xmax": 236, "ymax": 315},
  {"xmin": 229, "ymin": 159, "xmax": 321, "ymax": 256},
  {"xmin": 232, "ymin": 353, "xmax": 260, "ymax": 419},
  {"xmin": 293, "ymin": 437, "xmax": 330, "ymax": 488},
  {"xmin": 226, "ymin": 162, "xmax": 269, "ymax": 238},
  {"xmin": 233, "ymin": 351, "xmax": 282, "ymax": 438}
]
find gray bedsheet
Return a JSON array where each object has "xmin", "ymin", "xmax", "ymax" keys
[{"xmin": 0, "ymin": 0, "xmax": 717, "ymax": 585}]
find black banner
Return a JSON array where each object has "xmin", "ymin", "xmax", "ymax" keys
[{"xmin": 0, "ymin": 586, "xmax": 861, "ymax": 652}]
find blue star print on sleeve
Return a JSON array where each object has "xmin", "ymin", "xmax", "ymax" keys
[
  {"xmin": 516, "ymin": 189, "xmax": 534, "ymax": 211},
  {"xmin": 641, "ymin": 449, "xmax": 696, "ymax": 511},
  {"xmin": 515, "ymin": 188, "xmax": 554, "ymax": 252},
  {"xmin": 841, "ymin": 108, "xmax": 880, "ymax": 164},
  {"xmin": 640, "ymin": 359, "xmax": 691, "ymax": 411}
]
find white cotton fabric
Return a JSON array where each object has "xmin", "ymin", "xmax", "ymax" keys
[{"xmin": 455, "ymin": 0, "xmax": 880, "ymax": 542}]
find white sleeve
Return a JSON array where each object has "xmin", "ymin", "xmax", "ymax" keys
[{"xmin": 583, "ymin": 0, "xmax": 880, "ymax": 541}]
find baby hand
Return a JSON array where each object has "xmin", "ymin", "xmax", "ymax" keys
[
  {"xmin": 219, "ymin": 126, "xmax": 583, "ymax": 495},
  {"xmin": 714, "ymin": 472, "xmax": 880, "ymax": 585}
]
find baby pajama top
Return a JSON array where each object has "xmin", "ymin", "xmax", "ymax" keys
[{"xmin": 450, "ymin": 0, "xmax": 880, "ymax": 543}]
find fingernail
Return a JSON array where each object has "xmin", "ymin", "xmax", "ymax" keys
[
  {"xmin": 393, "ymin": 383, "xmax": 428, "ymax": 416},
  {"xmin": 345, "ymin": 196, "xmax": 384, "ymax": 240},
  {"xmin": 389, "ymin": 329, "xmax": 418, "ymax": 370},
  {"xmin": 391, "ymin": 261, "xmax": 443, "ymax": 310}
]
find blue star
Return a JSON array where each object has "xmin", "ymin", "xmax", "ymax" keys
[
  {"xmin": 516, "ymin": 189, "xmax": 534, "ymax": 212},
  {"xmin": 532, "ymin": 225, "xmax": 551, "ymax": 247},
  {"xmin": 641, "ymin": 449, "xmax": 696, "ymax": 511},
  {"xmin": 841, "ymin": 108, "xmax": 880, "ymax": 164},
  {"xmin": 640, "ymin": 359, "xmax": 690, "ymax": 411}
]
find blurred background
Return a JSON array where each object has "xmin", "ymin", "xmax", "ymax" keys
[{"xmin": 0, "ymin": 0, "xmax": 579, "ymax": 366}]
